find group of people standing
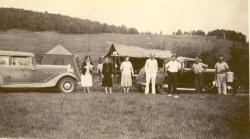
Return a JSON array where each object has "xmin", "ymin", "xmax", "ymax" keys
[
  {"xmin": 80, "ymin": 56, "xmax": 134, "ymax": 94},
  {"xmin": 80, "ymin": 53, "xmax": 230, "ymax": 95},
  {"xmin": 143, "ymin": 53, "xmax": 230, "ymax": 95}
]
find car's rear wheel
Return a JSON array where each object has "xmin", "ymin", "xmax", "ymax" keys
[
  {"xmin": 156, "ymin": 84, "xmax": 164, "ymax": 94},
  {"xmin": 58, "ymin": 77, "xmax": 75, "ymax": 94}
]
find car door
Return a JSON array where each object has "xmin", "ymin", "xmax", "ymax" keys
[
  {"xmin": 0, "ymin": 55, "xmax": 11, "ymax": 83},
  {"xmin": 177, "ymin": 61, "xmax": 195, "ymax": 88},
  {"xmin": 9, "ymin": 56, "xmax": 34, "ymax": 83}
]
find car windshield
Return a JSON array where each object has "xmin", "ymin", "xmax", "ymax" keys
[
  {"xmin": 0, "ymin": 56, "xmax": 9, "ymax": 65},
  {"xmin": 12, "ymin": 56, "xmax": 33, "ymax": 66}
]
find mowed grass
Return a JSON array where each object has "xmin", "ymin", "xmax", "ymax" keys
[{"xmin": 0, "ymin": 92, "xmax": 249, "ymax": 139}]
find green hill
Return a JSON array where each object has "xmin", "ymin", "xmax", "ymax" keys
[
  {"xmin": 0, "ymin": 30, "xmax": 234, "ymax": 62},
  {"xmin": 0, "ymin": 8, "xmax": 139, "ymax": 34},
  {"xmin": 0, "ymin": 30, "xmax": 248, "ymax": 88}
]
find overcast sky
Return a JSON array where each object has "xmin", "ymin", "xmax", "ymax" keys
[{"xmin": 0, "ymin": 0, "xmax": 248, "ymax": 36}]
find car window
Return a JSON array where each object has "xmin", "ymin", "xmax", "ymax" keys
[
  {"xmin": 12, "ymin": 56, "xmax": 33, "ymax": 66},
  {"xmin": 0, "ymin": 56, "xmax": 9, "ymax": 65},
  {"xmin": 183, "ymin": 61, "xmax": 194, "ymax": 69}
]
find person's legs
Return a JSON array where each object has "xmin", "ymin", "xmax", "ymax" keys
[
  {"xmin": 221, "ymin": 74, "xmax": 227, "ymax": 95},
  {"xmin": 172, "ymin": 72, "xmax": 177, "ymax": 93},
  {"xmin": 109, "ymin": 87, "xmax": 112, "ymax": 93},
  {"xmin": 105, "ymin": 87, "xmax": 108, "ymax": 93},
  {"xmin": 145, "ymin": 73, "xmax": 150, "ymax": 94},
  {"xmin": 195, "ymin": 74, "xmax": 200, "ymax": 93},
  {"xmin": 123, "ymin": 87, "xmax": 126, "ymax": 93},
  {"xmin": 151, "ymin": 74, "xmax": 156, "ymax": 94},
  {"xmin": 217, "ymin": 74, "xmax": 222, "ymax": 95},
  {"xmin": 87, "ymin": 87, "xmax": 90, "ymax": 93},
  {"xmin": 127, "ymin": 87, "xmax": 130, "ymax": 93},
  {"xmin": 200, "ymin": 74, "xmax": 204, "ymax": 93},
  {"xmin": 168, "ymin": 72, "xmax": 173, "ymax": 93}
]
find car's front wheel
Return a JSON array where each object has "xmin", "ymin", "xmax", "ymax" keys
[{"xmin": 58, "ymin": 77, "xmax": 76, "ymax": 93}]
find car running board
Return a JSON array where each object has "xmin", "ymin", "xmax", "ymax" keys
[{"xmin": 2, "ymin": 82, "xmax": 52, "ymax": 88}]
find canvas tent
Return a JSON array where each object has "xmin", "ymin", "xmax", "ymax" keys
[
  {"xmin": 106, "ymin": 43, "xmax": 172, "ymax": 59},
  {"xmin": 106, "ymin": 43, "xmax": 173, "ymax": 74},
  {"xmin": 42, "ymin": 45, "xmax": 81, "ymax": 81}
]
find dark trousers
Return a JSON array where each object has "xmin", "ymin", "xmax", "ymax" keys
[
  {"xmin": 195, "ymin": 73, "xmax": 204, "ymax": 93},
  {"xmin": 168, "ymin": 72, "xmax": 177, "ymax": 93}
]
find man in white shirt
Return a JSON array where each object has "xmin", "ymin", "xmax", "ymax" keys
[
  {"xmin": 215, "ymin": 55, "xmax": 229, "ymax": 95},
  {"xmin": 191, "ymin": 56, "xmax": 208, "ymax": 93},
  {"xmin": 165, "ymin": 55, "xmax": 181, "ymax": 93},
  {"xmin": 144, "ymin": 53, "xmax": 158, "ymax": 94}
]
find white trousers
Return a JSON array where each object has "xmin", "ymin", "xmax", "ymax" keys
[
  {"xmin": 145, "ymin": 73, "xmax": 156, "ymax": 94},
  {"xmin": 216, "ymin": 73, "xmax": 227, "ymax": 95}
]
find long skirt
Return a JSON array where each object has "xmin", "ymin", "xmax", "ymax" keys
[
  {"xmin": 81, "ymin": 73, "xmax": 92, "ymax": 87},
  {"xmin": 121, "ymin": 74, "xmax": 132, "ymax": 87},
  {"xmin": 102, "ymin": 74, "xmax": 113, "ymax": 87}
]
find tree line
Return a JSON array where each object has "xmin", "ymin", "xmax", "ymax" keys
[
  {"xmin": 207, "ymin": 29, "xmax": 246, "ymax": 43},
  {"xmin": 173, "ymin": 29, "xmax": 206, "ymax": 36},
  {"xmin": 172, "ymin": 29, "xmax": 246, "ymax": 43},
  {"xmin": 0, "ymin": 8, "xmax": 139, "ymax": 34}
]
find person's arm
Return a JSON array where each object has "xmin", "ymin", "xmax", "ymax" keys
[
  {"xmin": 120, "ymin": 62, "xmax": 123, "ymax": 71},
  {"xmin": 202, "ymin": 63, "xmax": 208, "ymax": 69},
  {"xmin": 144, "ymin": 60, "xmax": 148, "ymax": 73},
  {"xmin": 165, "ymin": 62, "xmax": 169, "ymax": 72},
  {"xmin": 155, "ymin": 60, "xmax": 158, "ymax": 73},
  {"xmin": 191, "ymin": 64, "xmax": 194, "ymax": 72},
  {"xmin": 131, "ymin": 63, "xmax": 134, "ymax": 76},
  {"xmin": 110, "ymin": 64, "xmax": 114, "ymax": 77},
  {"xmin": 225, "ymin": 62, "xmax": 229, "ymax": 71},
  {"xmin": 215, "ymin": 63, "xmax": 217, "ymax": 80}
]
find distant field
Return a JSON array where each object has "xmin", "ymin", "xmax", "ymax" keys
[
  {"xmin": 0, "ymin": 92, "xmax": 248, "ymax": 139},
  {"xmin": 0, "ymin": 30, "xmax": 234, "ymax": 62}
]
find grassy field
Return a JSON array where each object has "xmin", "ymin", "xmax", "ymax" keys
[
  {"xmin": 0, "ymin": 30, "xmax": 233, "ymax": 62},
  {"xmin": 0, "ymin": 30, "xmax": 248, "ymax": 138},
  {"xmin": 0, "ymin": 92, "xmax": 249, "ymax": 139}
]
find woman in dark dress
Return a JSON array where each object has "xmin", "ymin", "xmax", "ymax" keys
[{"xmin": 102, "ymin": 56, "xmax": 113, "ymax": 93}]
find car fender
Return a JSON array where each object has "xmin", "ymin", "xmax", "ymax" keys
[
  {"xmin": 44, "ymin": 72, "xmax": 78, "ymax": 87},
  {"xmin": 135, "ymin": 67, "xmax": 165, "ymax": 86}
]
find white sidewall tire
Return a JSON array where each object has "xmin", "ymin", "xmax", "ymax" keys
[{"xmin": 58, "ymin": 77, "xmax": 75, "ymax": 94}]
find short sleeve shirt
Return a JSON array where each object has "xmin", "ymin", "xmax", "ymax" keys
[
  {"xmin": 215, "ymin": 62, "xmax": 229, "ymax": 73},
  {"xmin": 192, "ymin": 62, "xmax": 207, "ymax": 73},
  {"xmin": 165, "ymin": 60, "xmax": 181, "ymax": 73}
]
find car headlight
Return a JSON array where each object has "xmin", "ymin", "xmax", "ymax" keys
[
  {"xmin": 162, "ymin": 83, "xmax": 168, "ymax": 88},
  {"xmin": 67, "ymin": 64, "xmax": 73, "ymax": 73}
]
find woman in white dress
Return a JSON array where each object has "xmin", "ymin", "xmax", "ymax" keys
[
  {"xmin": 81, "ymin": 56, "xmax": 94, "ymax": 93},
  {"xmin": 120, "ymin": 56, "xmax": 134, "ymax": 93}
]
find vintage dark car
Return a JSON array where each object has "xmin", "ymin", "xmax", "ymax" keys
[
  {"xmin": 0, "ymin": 50, "xmax": 77, "ymax": 93},
  {"xmin": 135, "ymin": 57, "xmax": 235, "ymax": 93}
]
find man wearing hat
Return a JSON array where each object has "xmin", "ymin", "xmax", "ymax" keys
[
  {"xmin": 215, "ymin": 55, "xmax": 229, "ymax": 95},
  {"xmin": 144, "ymin": 52, "xmax": 158, "ymax": 94},
  {"xmin": 165, "ymin": 54, "xmax": 182, "ymax": 93}
]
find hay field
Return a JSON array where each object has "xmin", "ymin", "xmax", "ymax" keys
[{"xmin": 0, "ymin": 30, "xmax": 233, "ymax": 62}]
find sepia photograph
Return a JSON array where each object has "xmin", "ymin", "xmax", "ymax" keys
[{"xmin": 0, "ymin": 0, "xmax": 249, "ymax": 138}]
